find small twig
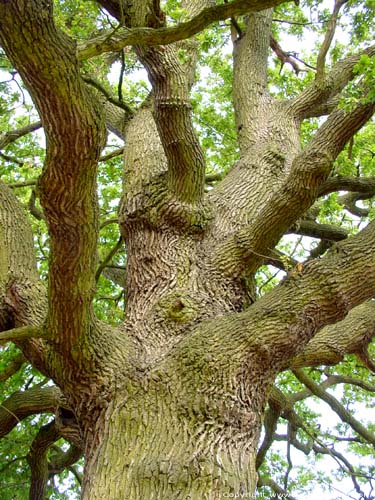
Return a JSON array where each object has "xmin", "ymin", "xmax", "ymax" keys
[
  {"xmin": 95, "ymin": 237, "xmax": 124, "ymax": 282},
  {"xmin": 0, "ymin": 121, "xmax": 42, "ymax": 149},
  {"xmin": 270, "ymin": 35, "xmax": 300, "ymax": 74},
  {"xmin": 0, "ymin": 151, "xmax": 25, "ymax": 165},
  {"xmin": 99, "ymin": 147, "xmax": 124, "ymax": 163},
  {"xmin": 7, "ymin": 178, "xmax": 37, "ymax": 188},
  {"xmin": 118, "ymin": 50, "xmax": 126, "ymax": 103},
  {"xmin": 100, "ymin": 217, "xmax": 119, "ymax": 229},
  {"xmin": 83, "ymin": 76, "xmax": 134, "ymax": 115}
]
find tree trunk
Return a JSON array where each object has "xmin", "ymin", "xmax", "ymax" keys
[{"xmin": 82, "ymin": 380, "xmax": 260, "ymax": 499}]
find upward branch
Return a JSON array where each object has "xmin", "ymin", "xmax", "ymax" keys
[
  {"xmin": 315, "ymin": 0, "xmax": 348, "ymax": 82},
  {"xmin": 0, "ymin": 1, "xmax": 106, "ymax": 370},
  {"xmin": 214, "ymin": 99, "xmax": 375, "ymax": 277},
  {"xmin": 290, "ymin": 44, "xmax": 375, "ymax": 119}
]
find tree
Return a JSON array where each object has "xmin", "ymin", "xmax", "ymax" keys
[{"xmin": 1, "ymin": 0, "xmax": 375, "ymax": 498}]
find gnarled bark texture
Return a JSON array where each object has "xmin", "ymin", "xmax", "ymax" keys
[{"xmin": 1, "ymin": 1, "xmax": 375, "ymax": 499}]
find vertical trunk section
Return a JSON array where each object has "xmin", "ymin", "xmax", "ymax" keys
[{"xmin": 82, "ymin": 383, "xmax": 260, "ymax": 500}]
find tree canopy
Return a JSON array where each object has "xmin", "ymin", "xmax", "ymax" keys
[{"xmin": 0, "ymin": 0, "xmax": 375, "ymax": 499}]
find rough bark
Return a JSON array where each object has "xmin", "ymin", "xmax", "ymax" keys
[{"xmin": 1, "ymin": 1, "xmax": 375, "ymax": 499}]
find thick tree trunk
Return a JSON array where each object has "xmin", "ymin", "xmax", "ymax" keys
[{"xmin": 82, "ymin": 383, "xmax": 260, "ymax": 499}]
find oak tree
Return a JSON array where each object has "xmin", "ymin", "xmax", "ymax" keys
[{"xmin": 1, "ymin": 0, "xmax": 375, "ymax": 498}]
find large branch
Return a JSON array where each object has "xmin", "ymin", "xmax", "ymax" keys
[
  {"xmin": 0, "ymin": 1, "xmax": 106, "ymax": 366},
  {"xmin": 290, "ymin": 301, "xmax": 375, "ymax": 370},
  {"xmin": 100, "ymin": 0, "xmax": 208, "ymax": 204},
  {"xmin": 214, "ymin": 100, "xmax": 375, "ymax": 277},
  {"xmin": 79, "ymin": 0, "xmax": 289, "ymax": 60},
  {"xmin": 136, "ymin": 44, "xmax": 206, "ymax": 204},
  {"xmin": 166, "ymin": 218, "xmax": 375, "ymax": 417},
  {"xmin": 232, "ymin": 9, "xmax": 274, "ymax": 153},
  {"xmin": 289, "ymin": 44, "xmax": 375, "ymax": 119},
  {"xmin": 0, "ymin": 181, "xmax": 48, "ymax": 372},
  {"xmin": 0, "ymin": 385, "xmax": 64, "ymax": 438}
]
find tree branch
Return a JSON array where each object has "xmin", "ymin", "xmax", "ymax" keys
[
  {"xmin": 83, "ymin": 76, "xmax": 135, "ymax": 116},
  {"xmin": 338, "ymin": 192, "xmax": 371, "ymax": 218},
  {"xmin": 0, "ymin": 1, "xmax": 107, "ymax": 369},
  {"xmin": 7, "ymin": 179, "xmax": 38, "ymax": 189},
  {"xmin": 318, "ymin": 175, "xmax": 375, "ymax": 197},
  {"xmin": 172, "ymin": 220, "xmax": 375, "ymax": 391},
  {"xmin": 293, "ymin": 369, "xmax": 375, "ymax": 445},
  {"xmin": 289, "ymin": 44, "xmax": 375, "ymax": 119},
  {"xmin": 0, "ymin": 121, "xmax": 42, "ymax": 150},
  {"xmin": 215, "ymin": 100, "xmax": 375, "ymax": 277},
  {"xmin": 270, "ymin": 35, "xmax": 300, "ymax": 74},
  {"xmin": 232, "ymin": 10, "xmax": 274, "ymax": 153},
  {"xmin": 0, "ymin": 352, "xmax": 25, "ymax": 382},
  {"xmin": 0, "ymin": 385, "xmax": 64, "ymax": 438},
  {"xmin": 0, "ymin": 181, "xmax": 47, "ymax": 371},
  {"xmin": 315, "ymin": 0, "xmax": 348, "ymax": 82},
  {"xmin": 0, "ymin": 326, "xmax": 45, "ymax": 345},
  {"xmin": 27, "ymin": 420, "xmax": 61, "ymax": 500},
  {"xmin": 288, "ymin": 219, "xmax": 349, "ymax": 242},
  {"xmin": 95, "ymin": 237, "xmax": 123, "ymax": 282},
  {"xmin": 99, "ymin": 147, "xmax": 124, "ymax": 163},
  {"xmin": 48, "ymin": 443, "xmax": 83, "ymax": 478},
  {"xmin": 257, "ymin": 476, "xmax": 298, "ymax": 500},
  {"xmin": 79, "ymin": 0, "xmax": 289, "ymax": 60},
  {"xmin": 289, "ymin": 301, "xmax": 375, "ymax": 370}
]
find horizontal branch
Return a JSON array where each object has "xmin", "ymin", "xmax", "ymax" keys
[
  {"xmin": 78, "ymin": 0, "xmax": 288, "ymax": 60},
  {"xmin": 7, "ymin": 179, "xmax": 38, "ymax": 189},
  {"xmin": 0, "ymin": 326, "xmax": 45, "ymax": 344},
  {"xmin": 0, "ymin": 385, "xmax": 63, "ymax": 438},
  {"xmin": 318, "ymin": 175, "xmax": 375, "ymax": 197},
  {"xmin": 0, "ymin": 121, "xmax": 42, "ymax": 150},
  {"xmin": 288, "ymin": 220, "xmax": 348, "ymax": 242},
  {"xmin": 289, "ymin": 301, "xmax": 375, "ymax": 369},
  {"xmin": 99, "ymin": 147, "xmax": 124, "ymax": 163}
]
